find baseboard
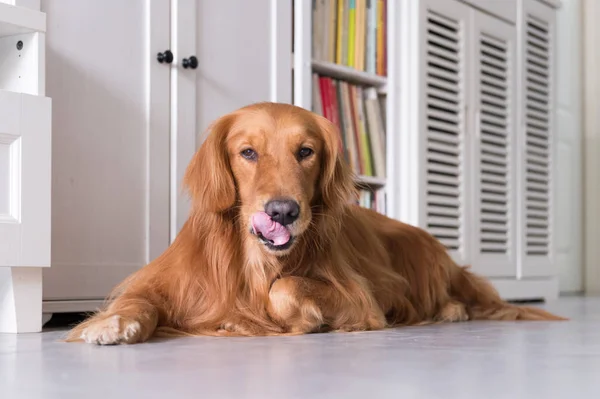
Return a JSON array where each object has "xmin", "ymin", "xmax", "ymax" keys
[
  {"xmin": 43, "ymin": 299, "xmax": 106, "ymax": 314},
  {"xmin": 490, "ymin": 277, "xmax": 559, "ymax": 302},
  {"xmin": 43, "ymin": 278, "xmax": 559, "ymax": 314}
]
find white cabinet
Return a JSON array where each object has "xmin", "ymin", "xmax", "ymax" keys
[
  {"xmin": 39, "ymin": 0, "xmax": 286, "ymax": 313},
  {"xmin": 470, "ymin": 10, "xmax": 518, "ymax": 278},
  {"xmin": 0, "ymin": 1, "xmax": 51, "ymax": 332},
  {"xmin": 402, "ymin": 0, "xmax": 558, "ymax": 300},
  {"xmin": 170, "ymin": 0, "xmax": 291, "ymax": 234},
  {"xmin": 40, "ymin": 0, "xmax": 170, "ymax": 308},
  {"xmin": 416, "ymin": 0, "xmax": 471, "ymax": 266},
  {"xmin": 517, "ymin": 0, "xmax": 556, "ymax": 278}
]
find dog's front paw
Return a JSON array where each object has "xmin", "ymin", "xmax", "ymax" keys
[
  {"xmin": 80, "ymin": 315, "xmax": 143, "ymax": 345},
  {"xmin": 267, "ymin": 277, "xmax": 325, "ymax": 334}
]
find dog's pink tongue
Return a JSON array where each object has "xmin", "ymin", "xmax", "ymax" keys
[{"xmin": 251, "ymin": 212, "xmax": 291, "ymax": 246}]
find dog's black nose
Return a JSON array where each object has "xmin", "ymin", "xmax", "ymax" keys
[{"xmin": 265, "ymin": 199, "xmax": 300, "ymax": 226}]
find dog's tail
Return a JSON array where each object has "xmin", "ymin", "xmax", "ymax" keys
[{"xmin": 450, "ymin": 265, "xmax": 567, "ymax": 321}]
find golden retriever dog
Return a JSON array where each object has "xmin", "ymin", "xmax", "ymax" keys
[{"xmin": 66, "ymin": 102, "xmax": 564, "ymax": 345}]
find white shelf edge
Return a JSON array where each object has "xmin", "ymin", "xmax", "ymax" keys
[
  {"xmin": 0, "ymin": 2, "xmax": 46, "ymax": 38},
  {"xmin": 355, "ymin": 175, "xmax": 386, "ymax": 188},
  {"xmin": 311, "ymin": 59, "xmax": 388, "ymax": 89}
]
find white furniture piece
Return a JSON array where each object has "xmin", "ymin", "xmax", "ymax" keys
[
  {"xmin": 399, "ymin": 0, "xmax": 558, "ymax": 300},
  {"xmin": 40, "ymin": 0, "xmax": 292, "ymax": 315},
  {"xmin": 37, "ymin": 0, "xmax": 562, "ymax": 320},
  {"xmin": 0, "ymin": 0, "xmax": 52, "ymax": 332},
  {"xmin": 293, "ymin": 0, "xmax": 560, "ymax": 301},
  {"xmin": 39, "ymin": 0, "xmax": 171, "ymax": 314}
]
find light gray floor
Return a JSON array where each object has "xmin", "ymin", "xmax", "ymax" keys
[{"xmin": 1, "ymin": 297, "xmax": 599, "ymax": 399}]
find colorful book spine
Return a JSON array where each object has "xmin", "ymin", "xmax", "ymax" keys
[
  {"xmin": 383, "ymin": 0, "xmax": 387, "ymax": 75},
  {"xmin": 347, "ymin": 0, "xmax": 356, "ymax": 68},
  {"xmin": 312, "ymin": 73, "xmax": 323, "ymax": 115},
  {"xmin": 354, "ymin": 0, "xmax": 362, "ymax": 70},
  {"xmin": 366, "ymin": 0, "xmax": 377, "ymax": 74},
  {"xmin": 341, "ymin": 82, "xmax": 360, "ymax": 174},
  {"xmin": 336, "ymin": 0, "xmax": 345, "ymax": 64},
  {"xmin": 328, "ymin": 0, "xmax": 338, "ymax": 62},
  {"xmin": 355, "ymin": 86, "xmax": 373, "ymax": 176},
  {"xmin": 376, "ymin": 0, "xmax": 384, "ymax": 75},
  {"xmin": 335, "ymin": 80, "xmax": 348, "ymax": 159}
]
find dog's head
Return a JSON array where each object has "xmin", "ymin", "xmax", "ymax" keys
[{"xmin": 184, "ymin": 102, "xmax": 355, "ymax": 255}]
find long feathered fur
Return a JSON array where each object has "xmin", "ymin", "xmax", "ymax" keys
[{"xmin": 65, "ymin": 103, "xmax": 565, "ymax": 344}]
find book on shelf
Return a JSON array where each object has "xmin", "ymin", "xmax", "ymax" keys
[
  {"xmin": 355, "ymin": 189, "xmax": 386, "ymax": 213},
  {"xmin": 312, "ymin": 0, "xmax": 387, "ymax": 76},
  {"xmin": 312, "ymin": 73, "xmax": 386, "ymax": 178}
]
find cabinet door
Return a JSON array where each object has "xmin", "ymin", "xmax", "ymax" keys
[
  {"xmin": 0, "ymin": 91, "xmax": 51, "ymax": 268},
  {"xmin": 517, "ymin": 0, "xmax": 555, "ymax": 277},
  {"xmin": 416, "ymin": 0, "xmax": 472, "ymax": 266},
  {"xmin": 171, "ymin": 0, "xmax": 292, "ymax": 236},
  {"xmin": 470, "ymin": 11, "xmax": 518, "ymax": 277},
  {"xmin": 40, "ymin": 0, "xmax": 171, "ymax": 301}
]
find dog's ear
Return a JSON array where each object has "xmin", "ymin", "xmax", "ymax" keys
[
  {"xmin": 315, "ymin": 115, "xmax": 356, "ymax": 211},
  {"xmin": 184, "ymin": 114, "xmax": 237, "ymax": 213}
]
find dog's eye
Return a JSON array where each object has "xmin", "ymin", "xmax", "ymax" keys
[
  {"xmin": 298, "ymin": 147, "xmax": 314, "ymax": 159},
  {"xmin": 241, "ymin": 148, "xmax": 257, "ymax": 161}
]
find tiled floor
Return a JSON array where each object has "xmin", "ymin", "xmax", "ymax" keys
[{"xmin": 1, "ymin": 297, "xmax": 599, "ymax": 399}]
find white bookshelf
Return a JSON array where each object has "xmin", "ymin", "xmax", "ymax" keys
[{"xmin": 293, "ymin": 0, "xmax": 399, "ymax": 217}]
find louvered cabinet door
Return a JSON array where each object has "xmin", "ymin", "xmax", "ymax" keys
[
  {"xmin": 470, "ymin": 12, "xmax": 518, "ymax": 277},
  {"xmin": 517, "ymin": 0, "xmax": 556, "ymax": 277},
  {"xmin": 417, "ymin": 0, "xmax": 471, "ymax": 265}
]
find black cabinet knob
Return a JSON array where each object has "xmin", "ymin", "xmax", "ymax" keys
[
  {"xmin": 157, "ymin": 50, "xmax": 173, "ymax": 64},
  {"xmin": 182, "ymin": 56, "xmax": 198, "ymax": 69}
]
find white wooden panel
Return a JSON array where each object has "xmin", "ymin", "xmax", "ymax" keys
[
  {"xmin": 489, "ymin": 276, "xmax": 558, "ymax": 301},
  {"xmin": 271, "ymin": 0, "xmax": 292, "ymax": 104},
  {"xmin": 0, "ymin": 267, "xmax": 43, "ymax": 333},
  {"xmin": 40, "ymin": 0, "xmax": 170, "ymax": 300},
  {"xmin": 293, "ymin": 0, "xmax": 312, "ymax": 110},
  {"xmin": 554, "ymin": 0, "xmax": 582, "ymax": 292},
  {"xmin": 20, "ymin": 93, "xmax": 51, "ymax": 266},
  {"xmin": 0, "ymin": 32, "xmax": 45, "ymax": 95},
  {"xmin": 384, "ymin": 0, "xmax": 400, "ymax": 220},
  {"xmin": 583, "ymin": 0, "xmax": 600, "ymax": 295},
  {"xmin": 0, "ymin": 0, "xmax": 41, "ymax": 9},
  {"xmin": 418, "ymin": 0, "xmax": 471, "ymax": 265},
  {"xmin": 470, "ymin": 11, "xmax": 518, "ymax": 277},
  {"xmin": 0, "ymin": 91, "xmax": 51, "ymax": 268},
  {"xmin": 147, "ymin": 0, "xmax": 171, "ymax": 262},
  {"xmin": 461, "ymin": 0, "xmax": 518, "ymax": 23},
  {"xmin": 170, "ymin": 0, "xmax": 196, "ymax": 239},
  {"xmin": 0, "ymin": 134, "xmax": 19, "ymax": 222},
  {"xmin": 0, "ymin": 1, "xmax": 45, "ymax": 38},
  {"xmin": 517, "ymin": 0, "xmax": 556, "ymax": 277},
  {"xmin": 171, "ymin": 0, "xmax": 293, "ymax": 235}
]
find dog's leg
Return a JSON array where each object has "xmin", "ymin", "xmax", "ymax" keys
[
  {"xmin": 66, "ymin": 295, "xmax": 158, "ymax": 345},
  {"xmin": 433, "ymin": 300, "xmax": 469, "ymax": 322},
  {"xmin": 267, "ymin": 276, "xmax": 386, "ymax": 334}
]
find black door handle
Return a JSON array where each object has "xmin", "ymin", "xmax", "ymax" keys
[
  {"xmin": 182, "ymin": 56, "xmax": 198, "ymax": 69},
  {"xmin": 157, "ymin": 50, "xmax": 173, "ymax": 64}
]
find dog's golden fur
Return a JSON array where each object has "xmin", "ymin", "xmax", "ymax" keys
[{"xmin": 66, "ymin": 102, "xmax": 564, "ymax": 345}]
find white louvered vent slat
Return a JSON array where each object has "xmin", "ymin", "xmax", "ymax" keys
[
  {"xmin": 524, "ymin": 13, "xmax": 551, "ymax": 257},
  {"xmin": 425, "ymin": 9, "xmax": 464, "ymax": 252},
  {"xmin": 478, "ymin": 32, "xmax": 511, "ymax": 255}
]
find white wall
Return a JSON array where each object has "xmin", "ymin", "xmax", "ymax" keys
[{"xmin": 555, "ymin": 0, "xmax": 583, "ymax": 293}]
